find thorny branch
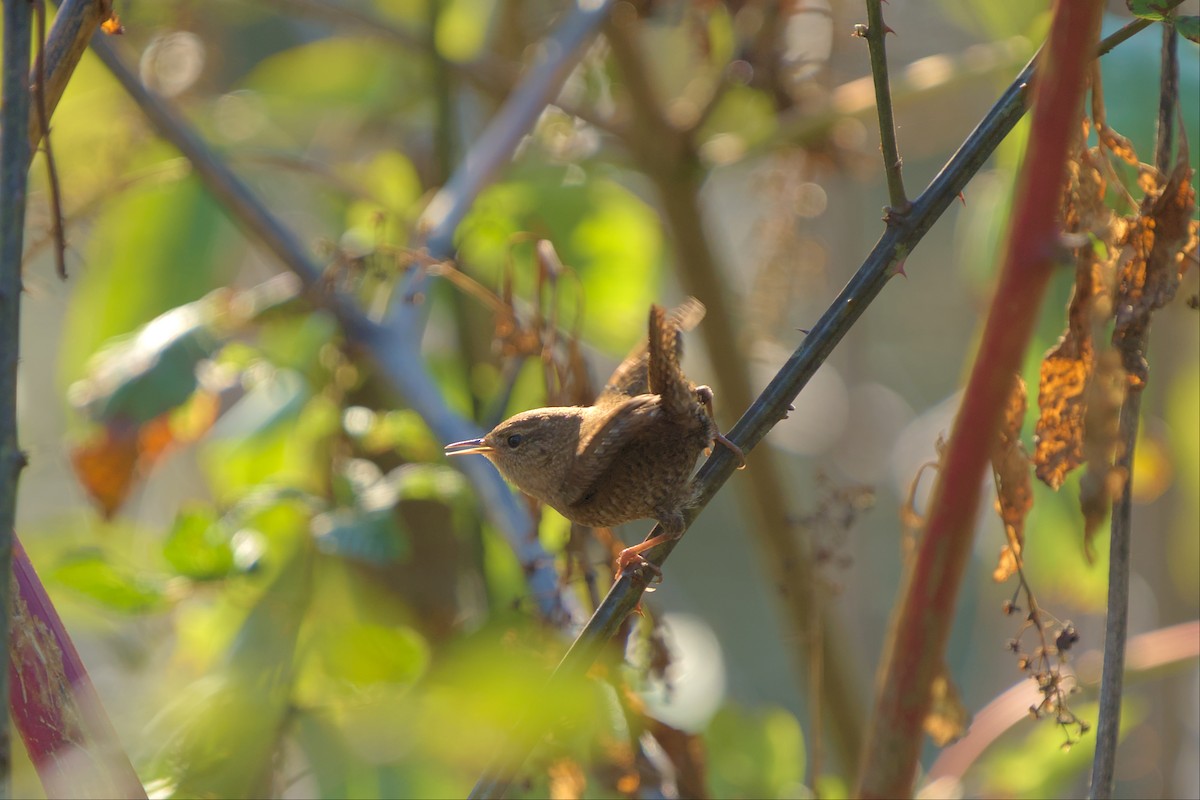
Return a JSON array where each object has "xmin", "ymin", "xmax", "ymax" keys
[{"xmin": 857, "ymin": 0, "xmax": 909, "ymax": 215}]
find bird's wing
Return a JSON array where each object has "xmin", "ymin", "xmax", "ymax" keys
[
  {"xmin": 561, "ymin": 394, "xmax": 661, "ymax": 507},
  {"xmin": 598, "ymin": 298, "xmax": 705, "ymax": 403}
]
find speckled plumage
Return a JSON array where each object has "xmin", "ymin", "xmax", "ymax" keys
[{"xmin": 446, "ymin": 300, "xmax": 718, "ymax": 538}]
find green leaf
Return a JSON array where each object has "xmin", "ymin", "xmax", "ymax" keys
[
  {"xmin": 71, "ymin": 295, "xmax": 226, "ymax": 425},
  {"xmin": 59, "ymin": 178, "xmax": 234, "ymax": 386},
  {"xmin": 1177, "ymin": 16, "xmax": 1200, "ymax": 42},
  {"xmin": 696, "ymin": 85, "xmax": 779, "ymax": 162},
  {"xmin": 312, "ymin": 507, "xmax": 409, "ymax": 564},
  {"xmin": 436, "ymin": 0, "xmax": 498, "ymax": 62},
  {"xmin": 974, "ymin": 700, "xmax": 1144, "ymax": 798},
  {"xmin": 164, "ymin": 506, "xmax": 236, "ymax": 580},
  {"xmin": 935, "ymin": 0, "xmax": 1050, "ymax": 40},
  {"xmin": 346, "ymin": 407, "xmax": 443, "ymax": 462},
  {"xmin": 456, "ymin": 171, "xmax": 663, "ymax": 355},
  {"xmin": 291, "ymin": 712, "xmax": 354, "ymax": 799},
  {"xmin": 343, "ymin": 150, "xmax": 423, "ymax": 249},
  {"xmin": 317, "ymin": 623, "xmax": 430, "ymax": 686},
  {"xmin": 1125, "ymin": 0, "xmax": 1173, "ymax": 21},
  {"xmin": 392, "ymin": 463, "xmax": 469, "ymax": 505},
  {"xmin": 242, "ymin": 37, "xmax": 420, "ymax": 142},
  {"xmin": 51, "ymin": 549, "xmax": 166, "ymax": 614},
  {"xmin": 145, "ymin": 544, "xmax": 312, "ymax": 798},
  {"xmin": 705, "ymin": 705, "xmax": 806, "ymax": 799},
  {"xmin": 202, "ymin": 373, "xmax": 339, "ymax": 502},
  {"xmin": 255, "ymin": 310, "xmax": 339, "ymax": 382}
]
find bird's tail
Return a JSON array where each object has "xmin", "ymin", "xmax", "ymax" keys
[{"xmin": 648, "ymin": 304, "xmax": 694, "ymax": 417}]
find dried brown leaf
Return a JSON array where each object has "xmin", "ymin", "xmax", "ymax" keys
[
  {"xmin": 68, "ymin": 394, "xmax": 219, "ymax": 519},
  {"xmin": 1035, "ymin": 351, "xmax": 1090, "ymax": 489},
  {"xmin": 1079, "ymin": 349, "xmax": 1128, "ymax": 560},
  {"xmin": 924, "ymin": 665, "xmax": 970, "ymax": 746},
  {"xmin": 1097, "ymin": 123, "xmax": 1138, "ymax": 166},
  {"xmin": 70, "ymin": 426, "xmax": 140, "ymax": 519},
  {"xmin": 992, "ymin": 378, "xmax": 1032, "ymax": 582},
  {"xmin": 1035, "ymin": 143, "xmax": 1124, "ymax": 489},
  {"xmin": 1115, "ymin": 130, "xmax": 1199, "ymax": 386}
]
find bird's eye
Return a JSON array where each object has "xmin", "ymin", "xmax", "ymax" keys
[{"xmin": 506, "ymin": 433, "xmax": 524, "ymax": 448}]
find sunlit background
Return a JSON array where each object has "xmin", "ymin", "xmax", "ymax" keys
[{"xmin": 10, "ymin": 0, "xmax": 1200, "ymax": 797}]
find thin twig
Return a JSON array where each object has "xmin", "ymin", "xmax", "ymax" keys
[
  {"xmin": 929, "ymin": 620, "xmax": 1200, "ymax": 787},
  {"xmin": 859, "ymin": 0, "xmax": 909, "ymax": 214},
  {"xmin": 87, "ymin": 34, "xmax": 583, "ymax": 629},
  {"xmin": 32, "ymin": 0, "xmax": 67, "ymax": 280},
  {"xmin": 0, "ymin": 2, "xmax": 35, "ymax": 796},
  {"xmin": 1090, "ymin": 20, "xmax": 1179, "ymax": 800}
]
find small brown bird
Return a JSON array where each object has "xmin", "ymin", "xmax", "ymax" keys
[{"xmin": 445, "ymin": 299, "xmax": 743, "ymax": 574}]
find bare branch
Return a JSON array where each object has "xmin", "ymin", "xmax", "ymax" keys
[{"xmin": 859, "ymin": 0, "xmax": 909, "ymax": 214}]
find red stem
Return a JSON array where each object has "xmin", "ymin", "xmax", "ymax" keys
[
  {"xmin": 9, "ymin": 536, "xmax": 145, "ymax": 798},
  {"xmin": 856, "ymin": 1, "xmax": 1104, "ymax": 796}
]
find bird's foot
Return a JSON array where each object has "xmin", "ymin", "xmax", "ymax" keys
[
  {"xmin": 714, "ymin": 432, "xmax": 746, "ymax": 469},
  {"xmin": 615, "ymin": 531, "xmax": 681, "ymax": 580},
  {"xmin": 695, "ymin": 385, "xmax": 746, "ymax": 469}
]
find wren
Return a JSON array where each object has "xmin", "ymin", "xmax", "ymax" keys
[{"xmin": 445, "ymin": 299, "xmax": 744, "ymax": 574}]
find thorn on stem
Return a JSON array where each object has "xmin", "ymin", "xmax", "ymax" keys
[{"xmin": 882, "ymin": 202, "xmax": 912, "ymax": 225}]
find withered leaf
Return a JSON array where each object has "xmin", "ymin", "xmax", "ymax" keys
[
  {"xmin": 69, "ymin": 394, "xmax": 220, "ymax": 519},
  {"xmin": 924, "ymin": 664, "xmax": 970, "ymax": 746},
  {"xmin": 1035, "ymin": 350, "xmax": 1090, "ymax": 490},
  {"xmin": 1115, "ymin": 129, "xmax": 1199, "ymax": 385},
  {"xmin": 1097, "ymin": 123, "xmax": 1139, "ymax": 166},
  {"xmin": 1035, "ymin": 144, "xmax": 1123, "ymax": 490},
  {"xmin": 1079, "ymin": 349, "xmax": 1128, "ymax": 560},
  {"xmin": 992, "ymin": 377, "xmax": 1032, "ymax": 583},
  {"xmin": 70, "ymin": 425, "xmax": 140, "ymax": 520}
]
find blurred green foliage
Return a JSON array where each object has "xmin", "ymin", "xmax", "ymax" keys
[{"xmin": 9, "ymin": 1, "xmax": 1196, "ymax": 798}]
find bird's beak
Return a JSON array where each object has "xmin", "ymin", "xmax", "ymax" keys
[{"xmin": 444, "ymin": 438, "xmax": 495, "ymax": 457}]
